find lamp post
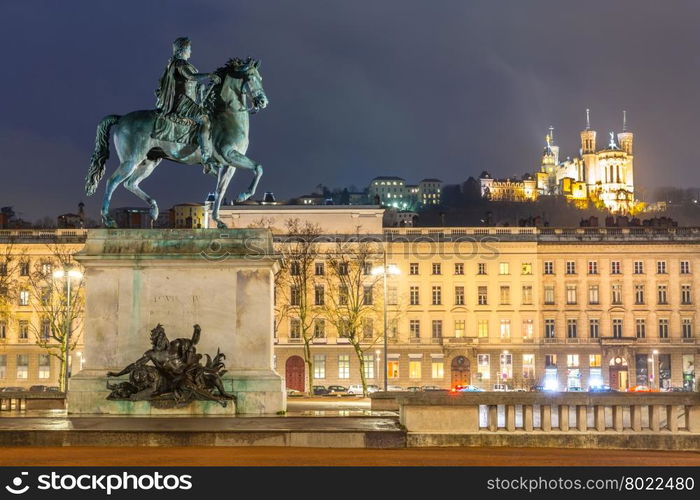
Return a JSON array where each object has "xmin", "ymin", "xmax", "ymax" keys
[
  {"xmin": 371, "ymin": 255, "xmax": 400, "ymax": 392},
  {"xmin": 53, "ymin": 268, "xmax": 82, "ymax": 393}
]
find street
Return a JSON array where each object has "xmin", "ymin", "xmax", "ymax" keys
[{"xmin": 0, "ymin": 446, "xmax": 697, "ymax": 467}]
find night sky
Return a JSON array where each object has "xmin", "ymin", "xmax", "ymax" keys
[{"xmin": 1, "ymin": 1, "xmax": 700, "ymax": 222}]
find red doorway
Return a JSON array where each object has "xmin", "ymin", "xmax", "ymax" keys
[
  {"xmin": 451, "ymin": 356, "xmax": 471, "ymax": 388},
  {"xmin": 285, "ymin": 355, "xmax": 305, "ymax": 392}
]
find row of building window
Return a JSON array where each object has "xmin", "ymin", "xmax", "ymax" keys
[
  {"xmin": 0, "ymin": 354, "xmax": 51, "ymax": 379},
  {"xmin": 310, "ymin": 353, "xmax": 446, "ymax": 380},
  {"xmin": 304, "ymin": 353, "xmax": 604, "ymax": 381},
  {"xmin": 0, "ymin": 320, "xmax": 53, "ymax": 340},
  {"xmin": 289, "ymin": 283, "xmax": 695, "ymax": 308},
  {"xmin": 287, "ymin": 317, "xmax": 695, "ymax": 340},
  {"xmin": 285, "ymin": 260, "xmax": 693, "ymax": 278}
]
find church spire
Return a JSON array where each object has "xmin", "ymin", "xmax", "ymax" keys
[
  {"xmin": 585, "ymin": 108, "xmax": 590, "ymax": 130},
  {"xmin": 622, "ymin": 110, "xmax": 627, "ymax": 132}
]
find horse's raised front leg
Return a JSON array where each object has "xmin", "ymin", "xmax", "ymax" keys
[
  {"xmin": 101, "ymin": 160, "xmax": 140, "ymax": 228},
  {"xmin": 212, "ymin": 165, "xmax": 236, "ymax": 229},
  {"xmin": 221, "ymin": 149, "xmax": 262, "ymax": 202},
  {"xmin": 123, "ymin": 159, "xmax": 162, "ymax": 222}
]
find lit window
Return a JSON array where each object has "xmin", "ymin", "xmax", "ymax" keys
[
  {"xmin": 500, "ymin": 319, "xmax": 511, "ymax": 339},
  {"xmin": 431, "ymin": 360, "xmax": 444, "ymax": 379},
  {"xmin": 500, "ymin": 286, "xmax": 510, "ymax": 305},
  {"xmin": 477, "ymin": 354, "xmax": 490, "ymax": 380},
  {"xmin": 478, "ymin": 319, "xmax": 489, "ymax": 338},
  {"xmin": 387, "ymin": 360, "xmax": 399, "ymax": 379},
  {"xmin": 544, "ymin": 285, "xmax": 555, "ymax": 305},
  {"xmin": 499, "ymin": 262, "xmax": 510, "ymax": 275},
  {"xmin": 409, "ymin": 360, "xmax": 422, "ymax": 379},
  {"xmin": 16, "ymin": 355, "xmax": 28, "ymax": 379}
]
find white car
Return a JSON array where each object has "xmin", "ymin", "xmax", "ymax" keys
[{"xmin": 347, "ymin": 384, "xmax": 380, "ymax": 395}]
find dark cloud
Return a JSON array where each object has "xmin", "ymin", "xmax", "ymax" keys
[{"xmin": 1, "ymin": 0, "xmax": 699, "ymax": 220}]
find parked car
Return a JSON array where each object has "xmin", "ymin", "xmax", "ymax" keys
[
  {"xmin": 628, "ymin": 385, "xmax": 652, "ymax": 393},
  {"xmin": 567, "ymin": 386, "xmax": 585, "ymax": 392},
  {"xmin": 286, "ymin": 388, "xmax": 302, "ymax": 397},
  {"xmin": 312, "ymin": 385, "xmax": 329, "ymax": 396},
  {"xmin": 327, "ymin": 385, "xmax": 348, "ymax": 396},
  {"xmin": 386, "ymin": 385, "xmax": 403, "ymax": 392},
  {"xmin": 346, "ymin": 384, "xmax": 364, "ymax": 395},
  {"xmin": 492, "ymin": 384, "xmax": 511, "ymax": 392},
  {"xmin": 589, "ymin": 385, "xmax": 616, "ymax": 393},
  {"xmin": 46, "ymin": 386, "xmax": 61, "ymax": 392},
  {"xmin": 666, "ymin": 386, "xmax": 690, "ymax": 392},
  {"xmin": 421, "ymin": 385, "xmax": 448, "ymax": 392},
  {"xmin": 456, "ymin": 385, "xmax": 484, "ymax": 392},
  {"xmin": 29, "ymin": 385, "xmax": 50, "ymax": 392},
  {"xmin": 0, "ymin": 387, "xmax": 25, "ymax": 392},
  {"xmin": 529, "ymin": 385, "xmax": 545, "ymax": 392},
  {"xmin": 366, "ymin": 385, "xmax": 380, "ymax": 394},
  {"xmin": 406, "ymin": 386, "xmax": 421, "ymax": 392}
]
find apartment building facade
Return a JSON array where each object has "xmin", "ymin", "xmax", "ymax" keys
[
  {"xmin": 1, "ymin": 224, "xmax": 697, "ymax": 395},
  {"xmin": 275, "ymin": 226, "xmax": 699, "ymax": 393}
]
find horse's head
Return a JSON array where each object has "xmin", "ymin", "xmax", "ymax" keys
[{"xmin": 215, "ymin": 57, "xmax": 268, "ymax": 113}]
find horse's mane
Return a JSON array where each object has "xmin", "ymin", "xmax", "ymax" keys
[
  {"xmin": 206, "ymin": 57, "xmax": 254, "ymax": 111},
  {"xmin": 213, "ymin": 57, "xmax": 253, "ymax": 78}
]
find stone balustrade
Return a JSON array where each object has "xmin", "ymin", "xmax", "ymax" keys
[
  {"xmin": 372, "ymin": 391, "xmax": 700, "ymax": 449},
  {"xmin": 0, "ymin": 391, "xmax": 65, "ymax": 411}
]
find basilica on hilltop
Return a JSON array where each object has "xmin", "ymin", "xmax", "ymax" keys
[{"xmin": 480, "ymin": 110, "xmax": 636, "ymax": 213}]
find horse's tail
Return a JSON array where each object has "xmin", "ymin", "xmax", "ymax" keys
[{"xmin": 85, "ymin": 114, "xmax": 121, "ymax": 196}]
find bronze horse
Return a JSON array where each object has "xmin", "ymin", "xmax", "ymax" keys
[{"xmin": 85, "ymin": 58, "xmax": 268, "ymax": 228}]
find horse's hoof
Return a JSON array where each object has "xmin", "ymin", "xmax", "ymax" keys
[
  {"xmin": 237, "ymin": 192, "xmax": 250, "ymax": 203},
  {"xmin": 102, "ymin": 216, "xmax": 118, "ymax": 229},
  {"xmin": 216, "ymin": 221, "xmax": 227, "ymax": 229},
  {"xmin": 149, "ymin": 204, "xmax": 159, "ymax": 221}
]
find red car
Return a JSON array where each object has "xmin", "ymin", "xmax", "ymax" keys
[{"xmin": 628, "ymin": 385, "xmax": 652, "ymax": 392}]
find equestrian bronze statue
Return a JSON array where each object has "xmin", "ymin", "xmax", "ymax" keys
[{"xmin": 85, "ymin": 37, "xmax": 268, "ymax": 228}]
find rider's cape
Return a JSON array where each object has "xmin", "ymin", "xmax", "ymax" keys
[{"xmin": 152, "ymin": 58, "xmax": 200, "ymax": 145}]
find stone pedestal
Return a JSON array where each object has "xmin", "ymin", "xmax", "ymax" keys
[{"xmin": 67, "ymin": 229, "xmax": 286, "ymax": 415}]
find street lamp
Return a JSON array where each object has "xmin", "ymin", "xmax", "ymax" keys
[
  {"xmin": 371, "ymin": 258, "xmax": 400, "ymax": 392},
  {"xmin": 53, "ymin": 267, "xmax": 82, "ymax": 393}
]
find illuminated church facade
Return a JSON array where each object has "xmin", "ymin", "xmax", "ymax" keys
[{"xmin": 480, "ymin": 110, "xmax": 636, "ymax": 213}]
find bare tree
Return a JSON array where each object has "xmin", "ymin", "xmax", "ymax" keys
[
  {"xmin": 274, "ymin": 219, "xmax": 323, "ymax": 395},
  {"xmin": 322, "ymin": 238, "xmax": 387, "ymax": 396},
  {"xmin": 25, "ymin": 244, "xmax": 84, "ymax": 391},
  {"xmin": 0, "ymin": 242, "xmax": 23, "ymax": 326}
]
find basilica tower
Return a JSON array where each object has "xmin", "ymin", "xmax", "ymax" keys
[
  {"xmin": 581, "ymin": 109, "xmax": 598, "ymax": 185},
  {"xmin": 617, "ymin": 110, "xmax": 634, "ymax": 197}
]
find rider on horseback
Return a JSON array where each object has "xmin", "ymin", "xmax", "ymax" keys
[{"xmin": 155, "ymin": 37, "xmax": 221, "ymax": 174}]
